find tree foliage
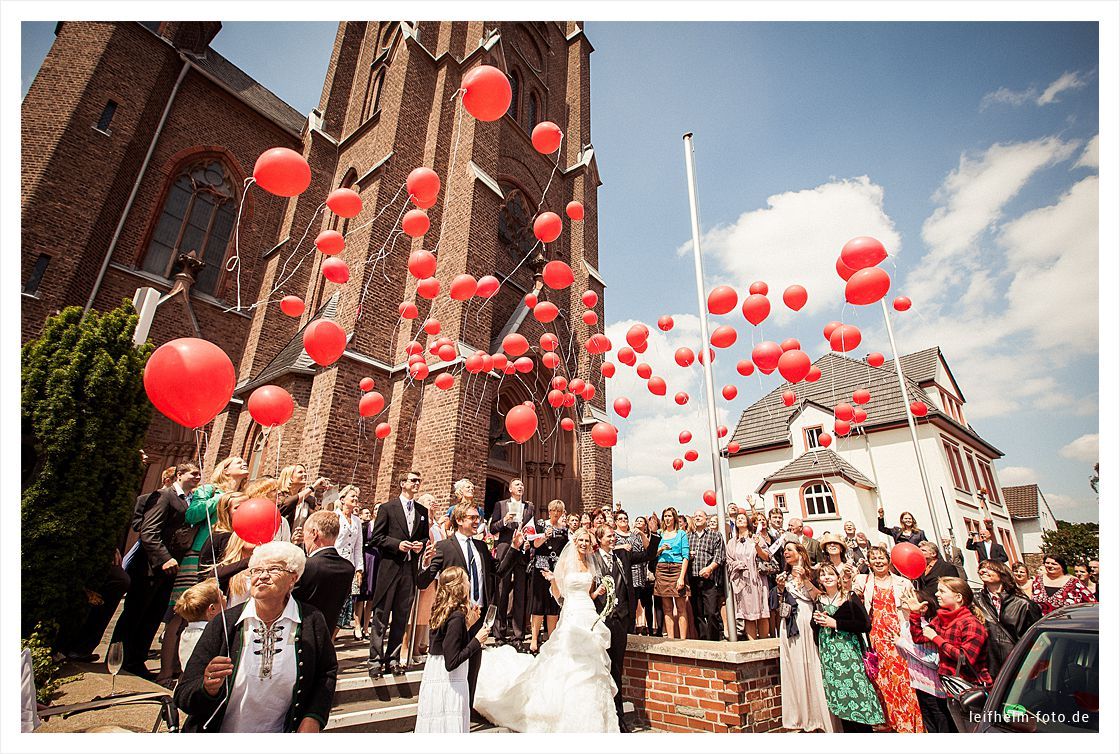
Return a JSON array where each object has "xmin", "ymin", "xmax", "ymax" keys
[
  {"xmin": 1042, "ymin": 520, "xmax": 1099, "ymax": 568},
  {"xmin": 21, "ymin": 302, "xmax": 153, "ymax": 639}
]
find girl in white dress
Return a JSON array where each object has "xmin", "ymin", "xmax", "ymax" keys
[{"xmin": 474, "ymin": 528, "xmax": 620, "ymax": 733}]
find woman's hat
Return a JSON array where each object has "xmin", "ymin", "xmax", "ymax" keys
[{"xmin": 819, "ymin": 532, "xmax": 848, "ymax": 552}]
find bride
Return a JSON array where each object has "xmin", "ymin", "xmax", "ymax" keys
[{"xmin": 474, "ymin": 528, "xmax": 620, "ymax": 732}]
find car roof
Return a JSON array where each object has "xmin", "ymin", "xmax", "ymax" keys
[{"xmin": 1034, "ymin": 602, "xmax": 1098, "ymax": 631}]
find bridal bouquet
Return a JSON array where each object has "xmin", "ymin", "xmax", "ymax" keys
[{"xmin": 592, "ymin": 575, "xmax": 617, "ymax": 629}]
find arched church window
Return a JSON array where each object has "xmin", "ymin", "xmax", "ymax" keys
[{"xmin": 508, "ymin": 69, "xmax": 521, "ymax": 120}]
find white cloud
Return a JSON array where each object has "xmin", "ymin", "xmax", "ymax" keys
[
  {"xmin": 1059, "ymin": 434, "xmax": 1099, "ymax": 463},
  {"xmin": 980, "ymin": 70, "xmax": 1090, "ymax": 110},
  {"xmin": 691, "ymin": 176, "xmax": 900, "ymax": 321},
  {"xmin": 998, "ymin": 466, "xmax": 1037, "ymax": 485},
  {"xmin": 1075, "ymin": 134, "xmax": 1099, "ymax": 170},
  {"xmin": 1044, "ymin": 492, "xmax": 1098, "ymax": 523},
  {"xmin": 981, "ymin": 86, "xmax": 1038, "ymax": 110},
  {"xmin": 1037, "ymin": 71, "xmax": 1090, "ymax": 105}
]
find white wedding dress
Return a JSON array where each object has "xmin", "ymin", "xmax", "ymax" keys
[{"xmin": 474, "ymin": 568, "xmax": 620, "ymax": 733}]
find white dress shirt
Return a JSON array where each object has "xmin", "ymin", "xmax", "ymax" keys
[
  {"xmin": 220, "ymin": 597, "xmax": 301, "ymax": 732},
  {"xmin": 455, "ymin": 531, "xmax": 484, "ymax": 605}
]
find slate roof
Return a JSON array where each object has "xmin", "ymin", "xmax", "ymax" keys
[
  {"xmin": 189, "ymin": 48, "xmax": 305, "ymax": 137},
  {"xmin": 236, "ymin": 292, "xmax": 340, "ymax": 394},
  {"xmin": 757, "ymin": 448, "xmax": 876, "ymax": 494},
  {"xmin": 1003, "ymin": 484, "xmax": 1041, "ymax": 519},
  {"xmin": 728, "ymin": 350, "xmax": 1001, "ymax": 457}
]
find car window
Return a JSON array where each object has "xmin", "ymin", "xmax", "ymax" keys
[{"xmin": 999, "ymin": 630, "xmax": 1097, "ymax": 732}]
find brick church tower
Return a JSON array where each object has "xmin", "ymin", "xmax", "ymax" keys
[{"xmin": 22, "ymin": 21, "xmax": 611, "ymax": 515}]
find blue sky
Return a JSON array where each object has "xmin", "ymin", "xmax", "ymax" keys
[{"xmin": 21, "ymin": 20, "xmax": 1102, "ymax": 522}]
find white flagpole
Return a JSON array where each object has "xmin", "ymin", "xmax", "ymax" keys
[{"xmin": 683, "ymin": 133, "xmax": 738, "ymax": 642}]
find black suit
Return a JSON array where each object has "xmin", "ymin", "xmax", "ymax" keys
[
  {"xmin": 967, "ymin": 537, "xmax": 1009, "ymax": 564},
  {"xmin": 294, "ymin": 546, "xmax": 356, "ymax": 634},
  {"xmin": 368, "ymin": 497, "xmax": 429, "ymax": 669},
  {"xmin": 593, "ymin": 548, "xmax": 635, "ymax": 727},
  {"xmin": 112, "ymin": 485, "xmax": 190, "ymax": 674},
  {"xmin": 488, "ymin": 498, "xmax": 536, "ymax": 640}
]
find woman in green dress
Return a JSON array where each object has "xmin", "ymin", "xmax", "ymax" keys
[{"xmin": 811, "ymin": 564, "xmax": 885, "ymax": 732}]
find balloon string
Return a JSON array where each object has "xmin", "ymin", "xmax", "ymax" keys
[
  {"xmin": 267, "ymin": 203, "xmax": 328, "ymax": 305},
  {"xmin": 225, "ymin": 177, "xmax": 255, "ymax": 311}
]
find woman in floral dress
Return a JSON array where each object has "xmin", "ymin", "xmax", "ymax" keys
[
  {"xmin": 1031, "ymin": 552, "xmax": 1096, "ymax": 615},
  {"xmin": 725, "ymin": 512, "xmax": 771, "ymax": 639}
]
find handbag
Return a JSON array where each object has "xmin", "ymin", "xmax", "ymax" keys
[
  {"xmin": 939, "ymin": 636, "xmax": 992, "ymax": 733},
  {"xmin": 860, "ymin": 634, "xmax": 880, "ymax": 680}
]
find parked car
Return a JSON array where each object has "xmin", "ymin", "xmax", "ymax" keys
[{"xmin": 956, "ymin": 603, "xmax": 1097, "ymax": 732}]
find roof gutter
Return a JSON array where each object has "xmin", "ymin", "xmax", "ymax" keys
[{"xmin": 83, "ymin": 56, "xmax": 190, "ymax": 317}]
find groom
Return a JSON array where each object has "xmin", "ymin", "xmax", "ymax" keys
[{"xmin": 592, "ymin": 525, "xmax": 636, "ymax": 733}]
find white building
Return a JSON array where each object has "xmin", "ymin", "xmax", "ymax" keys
[
  {"xmin": 726, "ymin": 347, "xmax": 1022, "ymax": 582},
  {"xmin": 1002, "ymin": 484, "xmax": 1057, "ymax": 558}
]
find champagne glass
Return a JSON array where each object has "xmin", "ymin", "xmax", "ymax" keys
[{"xmin": 106, "ymin": 641, "xmax": 124, "ymax": 696}]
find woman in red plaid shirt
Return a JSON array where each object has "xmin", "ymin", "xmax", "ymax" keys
[{"xmin": 903, "ymin": 577, "xmax": 993, "ymax": 687}]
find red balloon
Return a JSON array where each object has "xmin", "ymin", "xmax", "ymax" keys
[
  {"xmin": 359, "ymin": 390, "xmax": 386, "ymax": 417},
  {"xmin": 835, "ymin": 256, "xmax": 857, "ymax": 281},
  {"xmin": 461, "ymin": 64, "xmax": 512, "ymax": 121},
  {"xmin": 560, "ymin": 418, "xmax": 575, "ymax": 431},
  {"xmin": 672, "ymin": 458, "xmax": 684, "ymax": 471},
  {"xmin": 247, "ymin": 385, "xmax": 294, "ymax": 427},
  {"xmin": 434, "ymin": 373, "xmax": 454, "ymax": 390},
  {"xmin": 315, "ymin": 230, "xmax": 344, "ymax": 255},
  {"xmin": 634, "ymin": 340, "xmax": 649, "ymax": 355},
  {"xmin": 407, "ymin": 167, "xmax": 440, "ymax": 204},
  {"xmin": 891, "ymin": 543, "xmax": 926, "ymax": 580},
  {"xmin": 531, "ymin": 121, "xmax": 563, "ymax": 154},
  {"xmin": 647, "ymin": 377, "xmax": 667, "ymax": 396},
  {"xmin": 590, "ymin": 422, "xmax": 618, "ymax": 448},
  {"xmin": 801, "ymin": 525, "xmax": 814, "ymax": 538},
  {"xmin": 402, "ymin": 209, "xmax": 430, "ymax": 238},
  {"xmin": 505, "ymin": 404, "xmax": 538, "ymax": 443},
  {"xmin": 819, "ymin": 432, "xmax": 833, "ymax": 448},
  {"xmin": 778, "ymin": 350, "xmax": 811, "ymax": 383},
  {"xmin": 582, "ymin": 290, "xmax": 598, "ymax": 308},
  {"xmin": 438, "ymin": 344, "xmax": 457, "ymax": 362},
  {"xmin": 551, "ymin": 376, "xmax": 568, "ymax": 391},
  {"xmin": 326, "ymin": 187, "xmax": 362, "ymax": 218},
  {"xmin": 533, "ymin": 301, "xmax": 559, "ymax": 323},
  {"xmin": 674, "ymin": 392, "xmax": 689, "ymax": 405},
  {"xmin": 524, "ymin": 293, "xmax": 539, "ymax": 308},
  {"xmin": 845, "ymin": 267, "xmax": 892, "ymax": 306},
  {"xmin": 684, "ymin": 449, "xmax": 699, "ymax": 462},
  {"xmin": 542, "ymin": 260, "xmax": 575, "ymax": 289},
  {"xmin": 448, "ymin": 274, "xmax": 477, "ymax": 301},
  {"xmin": 742, "ymin": 293, "xmax": 771, "ymax": 326},
  {"xmin": 746, "ymin": 281, "xmax": 766, "ymax": 296},
  {"xmin": 253, "ymin": 148, "xmax": 311, "ymax": 197},
  {"xmin": 698, "ymin": 347, "xmax": 715, "ymax": 366},
  {"xmin": 674, "ymin": 347, "xmax": 696, "ymax": 368},
  {"xmin": 547, "ymin": 389, "xmax": 565, "ymax": 408},
  {"xmin": 752, "ymin": 341, "xmax": 782, "ymax": 373},
  {"xmin": 710, "ymin": 325, "xmax": 738, "ymax": 349},
  {"xmin": 910, "ymin": 401, "xmax": 929, "ymax": 417},
  {"xmin": 321, "ymin": 257, "xmax": 350, "ymax": 284},
  {"xmin": 375, "ymin": 422, "xmax": 392, "ymax": 439},
  {"xmin": 481, "ymin": 354, "xmax": 494, "ymax": 372},
  {"xmin": 722, "ymin": 384, "xmax": 738, "ymax": 401},
  {"xmin": 780, "ymin": 338, "xmax": 801, "ymax": 352},
  {"xmin": 409, "ymin": 361, "xmax": 429, "ymax": 381},
  {"xmin": 280, "ymin": 296, "xmax": 305, "ymax": 317},
  {"xmin": 625, "ymin": 324, "xmax": 649, "ymax": 349},
  {"xmin": 867, "ymin": 352, "xmax": 885, "ymax": 367},
  {"xmin": 586, "ymin": 334, "xmax": 612, "ymax": 355},
  {"xmin": 852, "ymin": 407, "xmax": 867, "ymax": 423},
  {"xmin": 540, "ymin": 333, "xmax": 559, "ymax": 351},
  {"xmin": 566, "ymin": 201, "xmax": 585, "ymax": 221},
  {"xmin": 562, "ymin": 393, "xmax": 576, "ymax": 407},
  {"xmin": 534, "ymin": 212, "xmax": 563, "ymax": 244},
  {"xmin": 783, "ymin": 285, "xmax": 808, "ymax": 311},
  {"xmin": 613, "ymin": 397, "xmax": 631, "ymax": 418},
  {"xmin": 736, "ymin": 359, "xmax": 755, "ymax": 377},
  {"xmin": 359, "ymin": 377, "xmax": 375, "ymax": 392},
  {"xmin": 600, "ymin": 362, "xmax": 616, "ymax": 378},
  {"xmin": 617, "ymin": 346, "xmax": 636, "ymax": 366},
  {"xmin": 416, "ymin": 277, "xmax": 441, "ymax": 300},
  {"xmin": 476, "ymin": 275, "xmax": 501, "ymax": 298},
  {"xmin": 853, "ymin": 389, "xmax": 871, "ymax": 405},
  {"xmin": 834, "ymin": 419, "xmax": 851, "ymax": 436},
  {"xmin": 542, "ymin": 352, "xmax": 560, "ymax": 369},
  {"xmin": 399, "ymin": 301, "xmax": 418, "ymax": 320},
  {"xmin": 727, "ymin": 441, "xmax": 741, "ymax": 454},
  {"xmin": 707, "ymin": 285, "xmax": 738, "ymax": 315},
  {"xmin": 405, "ymin": 340, "xmax": 423, "ymax": 357},
  {"xmin": 717, "ymin": 425, "xmax": 728, "ymax": 438},
  {"xmin": 657, "ymin": 315, "xmax": 674, "ymax": 331},
  {"xmin": 502, "ymin": 333, "xmax": 530, "ymax": 357},
  {"xmin": 583, "ymin": 384, "xmax": 597, "ymax": 402},
  {"xmin": 463, "ymin": 353, "xmax": 484, "ymax": 374},
  {"xmin": 679, "ymin": 431, "xmax": 693, "ymax": 444},
  {"xmin": 582, "ymin": 310, "xmax": 598, "ymax": 326},
  {"xmin": 408, "ymin": 249, "xmax": 437, "ymax": 279},
  {"xmin": 703, "ymin": 490, "xmax": 717, "ymax": 507},
  {"xmin": 834, "ymin": 402, "xmax": 854, "ymax": 421},
  {"xmin": 232, "ymin": 497, "xmax": 281, "ymax": 545},
  {"xmin": 513, "ymin": 356, "xmax": 534, "ymax": 374},
  {"xmin": 805, "ymin": 365, "xmax": 822, "ymax": 382},
  {"xmin": 782, "ymin": 390, "xmax": 796, "ymax": 407},
  {"xmin": 302, "ymin": 319, "xmax": 347, "ymax": 366},
  {"xmin": 823, "ymin": 321, "xmax": 842, "ymax": 340},
  {"xmin": 840, "ymin": 236, "xmax": 888, "ymax": 271},
  {"xmin": 636, "ymin": 363, "xmax": 653, "ymax": 379},
  {"xmin": 894, "ymin": 296, "xmax": 912, "ymax": 312},
  {"xmin": 829, "ymin": 324, "xmax": 862, "ymax": 352},
  {"xmin": 423, "ymin": 318, "xmax": 441, "ymax": 336}
]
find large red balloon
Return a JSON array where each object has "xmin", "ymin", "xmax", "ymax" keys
[
  {"xmin": 247, "ymin": 385, "xmax": 294, "ymax": 427},
  {"xmin": 430, "ymin": 373, "xmax": 452, "ymax": 390},
  {"xmin": 144, "ymin": 338, "xmax": 235, "ymax": 428},
  {"xmin": 566, "ymin": 201, "xmax": 585, "ymax": 221},
  {"xmin": 703, "ymin": 490, "xmax": 717, "ymax": 507},
  {"xmin": 326, "ymin": 187, "xmax": 362, "ymax": 218},
  {"xmin": 491, "ymin": 354, "xmax": 507, "ymax": 371},
  {"xmin": 476, "ymin": 275, "xmax": 501, "ymax": 298},
  {"xmin": 590, "ymin": 422, "xmax": 618, "ymax": 448},
  {"xmin": 416, "ymin": 277, "xmax": 441, "ymax": 300},
  {"xmin": 707, "ymin": 285, "xmax": 738, "ymax": 315},
  {"xmin": 533, "ymin": 301, "xmax": 559, "ymax": 323},
  {"xmin": 502, "ymin": 333, "xmax": 530, "ymax": 357},
  {"xmin": 852, "ymin": 407, "xmax": 867, "ymax": 423},
  {"xmin": 657, "ymin": 315, "xmax": 674, "ymax": 331},
  {"xmin": 505, "ymin": 404, "xmax": 538, "ymax": 444},
  {"xmin": 540, "ymin": 333, "xmax": 560, "ymax": 351},
  {"xmin": 840, "ymin": 236, "xmax": 888, "ymax": 271},
  {"xmin": 727, "ymin": 441, "xmax": 741, "ymax": 454},
  {"xmin": 542, "ymin": 260, "xmax": 574, "ymax": 289},
  {"xmin": 408, "ymin": 249, "xmax": 437, "ymax": 279},
  {"xmin": 547, "ymin": 389, "xmax": 565, "ymax": 408},
  {"xmin": 867, "ymin": 352, "xmax": 885, "ymax": 367},
  {"xmin": 582, "ymin": 310, "xmax": 598, "ymax": 326},
  {"xmin": 742, "ymin": 294, "xmax": 771, "ymax": 326},
  {"xmin": 778, "ymin": 350, "xmax": 811, "ymax": 383},
  {"xmin": 819, "ymin": 432, "xmax": 833, "ymax": 448},
  {"xmin": 560, "ymin": 418, "xmax": 575, "ymax": 431},
  {"xmin": 613, "ymin": 397, "xmax": 631, "ymax": 418},
  {"xmin": 322, "ymin": 257, "xmax": 350, "ymax": 284},
  {"xmin": 422, "ymin": 318, "xmax": 441, "ymax": 336},
  {"xmin": 359, "ymin": 377, "xmax": 375, "ymax": 392},
  {"xmin": 513, "ymin": 357, "xmax": 534, "ymax": 374},
  {"xmin": 254, "ymin": 148, "xmax": 311, "ymax": 197},
  {"xmin": 823, "ymin": 321, "xmax": 842, "ymax": 340},
  {"xmin": 780, "ymin": 338, "xmax": 801, "ymax": 352},
  {"xmin": 710, "ymin": 325, "xmax": 738, "ymax": 349},
  {"xmin": 399, "ymin": 301, "xmax": 418, "ymax": 320},
  {"xmin": 315, "ymin": 230, "xmax": 344, "ymax": 255},
  {"xmin": 531, "ymin": 121, "xmax": 563, "ymax": 154},
  {"xmin": 684, "ymin": 449, "xmax": 699, "ymax": 462},
  {"xmin": 461, "ymin": 65, "xmax": 512, "ymax": 121},
  {"xmin": 736, "ymin": 359, "xmax": 755, "ymax": 377},
  {"xmin": 783, "ymin": 285, "xmax": 808, "ymax": 311},
  {"xmin": 280, "ymin": 296, "xmax": 305, "ymax": 317},
  {"xmin": 359, "ymin": 391, "xmax": 386, "ymax": 417},
  {"xmin": 450, "ymin": 274, "xmax": 478, "ymax": 301},
  {"xmin": 647, "ymin": 377, "xmax": 667, "ymax": 397},
  {"xmin": 752, "ymin": 341, "xmax": 782, "ymax": 373},
  {"xmin": 829, "ymin": 324, "xmax": 862, "ymax": 352},
  {"xmin": 675, "ymin": 347, "xmax": 696, "ymax": 368},
  {"xmin": 534, "ymin": 212, "xmax": 563, "ymax": 244},
  {"xmin": 542, "ymin": 352, "xmax": 560, "ymax": 369},
  {"xmin": 845, "ymin": 267, "xmax": 892, "ymax": 306},
  {"xmin": 582, "ymin": 290, "xmax": 598, "ymax": 308},
  {"xmin": 834, "ymin": 419, "xmax": 851, "ymax": 436},
  {"xmin": 407, "ymin": 167, "xmax": 440, "ymax": 204},
  {"xmin": 801, "ymin": 525, "xmax": 814, "ymax": 538},
  {"xmin": 891, "ymin": 543, "xmax": 926, "ymax": 580},
  {"xmin": 232, "ymin": 497, "xmax": 281, "ymax": 545},
  {"xmin": 402, "ymin": 209, "xmax": 430, "ymax": 238},
  {"xmin": 303, "ymin": 319, "xmax": 347, "ymax": 366},
  {"xmin": 524, "ymin": 293, "xmax": 539, "ymax": 308}
]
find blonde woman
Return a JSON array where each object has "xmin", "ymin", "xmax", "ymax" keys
[
  {"xmin": 335, "ymin": 485, "xmax": 364, "ymax": 636},
  {"xmin": 278, "ymin": 464, "xmax": 332, "ymax": 544}
]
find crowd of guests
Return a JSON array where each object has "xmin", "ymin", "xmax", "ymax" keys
[{"xmin": 61, "ymin": 454, "xmax": 1098, "ymax": 733}]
